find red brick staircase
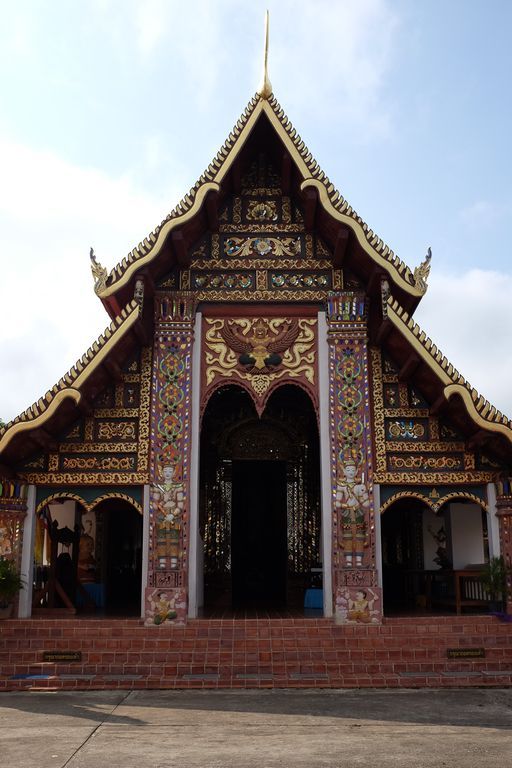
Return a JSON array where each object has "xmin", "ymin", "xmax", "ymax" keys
[{"xmin": 1, "ymin": 615, "xmax": 511, "ymax": 690}]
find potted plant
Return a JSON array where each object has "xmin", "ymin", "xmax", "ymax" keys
[
  {"xmin": 480, "ymin": 556, "xmax": 510, "ymax": 613},
  {"xmin": 0, "ymin": 557, "xmax": 25, "ymax": 618}
]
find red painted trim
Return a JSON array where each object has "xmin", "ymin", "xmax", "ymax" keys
[{"xmin": 199, "ymin": 303, "xmax": 320, "ymax": 318}]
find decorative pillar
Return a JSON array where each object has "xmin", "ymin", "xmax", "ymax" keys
[
  {"xmin": 327, "ymin": 292, "xmax": 381, "ymax": 623},
  {"xmin": 495, "ymin": 491, "xmax": 512, "ymax": 615},
  {"xmin": 140, "ymin": 483, "xmax": 150, "ymax": 618},
  {"xmin": 18, "ymin": 484, "xmax": 36, "ymax": 617},
  {"xmin": 145, "ymin": 292, "xmax": 196, "ymax": 625},
  {"xmin": 0, "ymin": 481, "xmax": 28, "ymax": 616},
  {"xmin": 318, "ymin": 310, "xmax": 333, "ymax": 617},
  {"xmin": 188, "ymin": 311, "xmax": 203, "ymax": 618}
]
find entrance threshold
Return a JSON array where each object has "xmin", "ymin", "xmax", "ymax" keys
[{"xmin": 198, "ymin": 607, "xmax": 324, "ymax": 620}]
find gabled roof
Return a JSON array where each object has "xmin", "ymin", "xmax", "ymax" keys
[
  {"xmin": 384, "ymin": 297, "xmax": 512, "ymax": 446},
  {"xmin": 93, "ymin": 93, "xmax": 427, "ymax": 309},
  {"xmin": 0, "ymin": 301, "xmax": 142, "ymax": 463}
]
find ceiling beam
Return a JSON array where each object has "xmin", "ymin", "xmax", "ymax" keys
[
  {"xmin": 430, "ymin": 392, "xmax": 448, "ymax": 416},
  {"xmin": 206, "ymin": 190, "xmax": 219, "ymax": 232},
  {"xmin": 103, "ymin": 358, "xmax": 123, "ymax": 382},
  {"xmin": 77, "ymin": 394, "xmax": 94, "ymax": 416},
  {"xmin": 467, "ymin": 429, "xmax": 490, "ymax": 451},
  {"xmin": 31, "ymin": 428, "xmax": 58, "ymax": 452},
  {"xmin": 332, "ymin": 228, "xmax": 350, "ymax": 266},
  {"xmin": 133, "ymin": 318, "xmax": 149, "ymax": 346},
  {"xmin": 375, "ymin": 317, "xmax": 393, "ymax": 344},
  {"xmin": 231, "ymin": 162, "xmax": 242, "ymax": 195},
  {"xmin": 398, "ymin": 354, "xmax": 421, "ymax": 382},
  {"xmin": 171, "ymin": 231, "xmax": 189, "ymax": 266},
  {"xmin": 281, "ymin": 153, "xmax": 292, "ymax": 195},
  {"xmin": 302, "ymin": 187, "xmax": 318, "ymax": 232},
  {"xmin": 367, "ymin": 268, "xmax": 386, "ymax": 296}
]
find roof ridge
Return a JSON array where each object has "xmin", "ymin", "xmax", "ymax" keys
[
  {"xmin": 265, "ymin": 95, "xmax": 417, "ymax": 291},
  {"xmin": 98, "ymin": 92, "xmax": 421, "ymax": 299},
  {"xmin": 0, "ymin": 300, "xmax": 140, "ymax": 441},
  {"xmin": 106, "ymin": 95, "xmax": 261, "ymax": 286},
  {"xmin": 388, "ymin": 297, "xmax": 512, "ymax": 431}
]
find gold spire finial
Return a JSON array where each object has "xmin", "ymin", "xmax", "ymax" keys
[{"xmin": 257, "ymin": 10, "xmax": 272, "ymax": 99}]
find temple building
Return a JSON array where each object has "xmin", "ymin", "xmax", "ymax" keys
[{"xmin": 1, "ymin": 48, "xmax": 512, "ymax": 643}]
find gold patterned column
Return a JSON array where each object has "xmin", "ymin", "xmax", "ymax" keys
[
  {"xmin": 0, "ymin": 485, "xmax": 27, "ymax": 568},
  {"xmin": 326, "ymin": 293, "xmax": 381, "ymax": 624},
  {"xmin": 496, "ymin": 495, "xmax": 512, "ymax": 614},
  {"xmin": 144, "ymin": 293, "xmax": 196, "ymax": 625}
]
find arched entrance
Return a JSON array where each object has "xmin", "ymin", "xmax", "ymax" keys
[
  {"xmin": 381, "ymin": 495, "xmax": 490, "ymax": 615},
  {"xmin": 91, "ymin": 498, "xmax": 143, "ymax": 616},
  {"xmin": 33, "ymin": 494, "xmax": 142, "ymax": 616},
  {"xmin": 200, "ymin": 383, "xmax": 321, "ymax": 614}
]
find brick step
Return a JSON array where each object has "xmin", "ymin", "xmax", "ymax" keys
[
  {"xmin": 2, "ymin": 642, "xmax": 510, "ymax": 662},
  {"xmin": 3, "ymin": 655, "xmax": 511, "ymax": 677},
  {"xmin": 2, "ymin": 668, "xmax": 512, "ymax": 692},
  {"xmin": 1, "ymin": 616, "xmax": 510, "ymax": 691}
]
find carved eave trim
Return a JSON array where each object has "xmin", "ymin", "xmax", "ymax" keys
[
  {"xmin": 98, "ymin": 94, "xmax": 421, "ymax": 302},
  {"xmin": 0, "ymin": 300, "xmax": 141, "ymax": 456},
  {"xmin": 387, "ymin": 297, "xmax": 512, "ymax": 444}
]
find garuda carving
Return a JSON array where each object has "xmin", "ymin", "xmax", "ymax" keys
[{"xmin": 220, "ymin": 317, "xmax": 299, "ymax": 371}]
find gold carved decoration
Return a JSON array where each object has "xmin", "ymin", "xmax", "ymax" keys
[
  {"xmin": 204, "ymin": 317, "xmax": 316, "ymax": 400},
  {"xmin": 370, "ymin": 347, "xmax": 387, "ymax": 474},
  {"xmin": 48, "ymin": 454, "xmax": 59, "ymax": 472},
  {"xmin": 246, "ymin": 200, "xmax": 278, "ymax": 221},
  {"xmin": 282, "ymin": 197, "xmax": 291, "ymax": 223},
  {"xmin": 220, "ymin": 223, "xmax": 303, "ymax": 234},
  {"xmin": 61, "ymin": 456, "xmax": 135, "ymax": 471},
  {"xmin": 191, "ymin": 258, "xmax": 331, "ymax": 271},
  {"xmin": 97, "ymin": 421, "xmax": 137, "ymax": 441},
  {"xmin": 20, "ymin": 347, "xmax": 151, "ymax": 487},
  {"xmin": 379, "ymin": 490, "xmax": 488, "ymax": 515},
  {"xmin": 413, "ymin": 247, "xmax": 432, "ymax": 293},
  {"xmin": 61, "ymin": 442, "xmax": 137, "ymax": 453},
  {"xmin": 89, "ymin": 248, "xmax": 108, "ymax": 295},
  {"xmin": 386, "ymin": 441, "xmax": 465, "ymax": 452},
  {"xmin": 195, "ymin": 289, "xmax": 329, "ymax": 302},
  {"xmin": 225, "ymin": 236, "xmax": 301, "ymax": 258},
  {"xmin": 369, "ymin": 347, "xmax": 494, "ymax": 485},
  {"xmin": 35, "ymin": 492, "xmax": 143, "ymax": 515},
  {"xmin": 94, "ymin": 408, "xmax": 139, "ymax": 418},
  {"xmin": 219, "ymin": 317, "xmax": 300, "ymax": 370},
  {"xmin": 23, "ymin": 471, "xmax": 149, "ymax": 485}
]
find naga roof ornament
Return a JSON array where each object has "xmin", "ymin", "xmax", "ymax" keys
[
  {"xmin": 90, "ymin": 247, "xmax": 108, "ymax": 295},
  {"xmin": 413, "ymin": 247, "xmax": 432, "ymax": 294}
]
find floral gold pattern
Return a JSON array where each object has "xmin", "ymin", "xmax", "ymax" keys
[{"xmin": 203, "ymin": 317, "xmax": 317, "ymax": 413}]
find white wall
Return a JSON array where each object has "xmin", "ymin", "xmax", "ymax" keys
[{"xmin": 449, "ymin": 502, "xmax": 485, "ymax": 569}]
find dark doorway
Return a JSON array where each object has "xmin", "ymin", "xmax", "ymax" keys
[
  {"xmin": 96, "ymin": 500, "xmax": 143, "ymax": 616},
  {"xmin": 231, "ymin": 459, "xmax": 287, "ymax": 608},
  {"xmin": 381, "ymin": 499, "xmax": 425, "ymax": 613},
  {"xmin": 200, "ymin": 383, "xmax": 321, "ymax": 614}
]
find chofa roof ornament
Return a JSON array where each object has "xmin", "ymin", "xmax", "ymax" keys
[
  {"xmin": 257, "ymin": 10, "xmax": 272, "ymax": 100},
  {"xmin": 413, "ymin": 246, "xmax": 432, "ymax": 294},
  {"xmin": 90, "ymin": 247, "xmax": 108, "ymax": 295}
]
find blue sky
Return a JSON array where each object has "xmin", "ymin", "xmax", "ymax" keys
[{"xmin": 1, "ymin": 0, "xmax": 511, "ymax": 421}]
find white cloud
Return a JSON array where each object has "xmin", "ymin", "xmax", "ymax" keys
[
  {"xmin": 0, "ymin": 136, "xmax": 183, "ymax": 422},
  {"xmin": 135, "ymin": 0, "xmax": 171, "ymax": 57},
  {"xmin": 270, "ymin": 0, "xmax": 399, "ymax": 140},
  {"xmin": 415, "ymin": 269, "xmax": 512, "ymax": 418},
  {"xmin": 459, "ymin": 199, "xmax": 510, "ymax": 229}
]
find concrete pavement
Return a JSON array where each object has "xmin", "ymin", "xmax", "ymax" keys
[{"xmin": 1, "ymin": 688, "xmax": 511, "ymax": 767}]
